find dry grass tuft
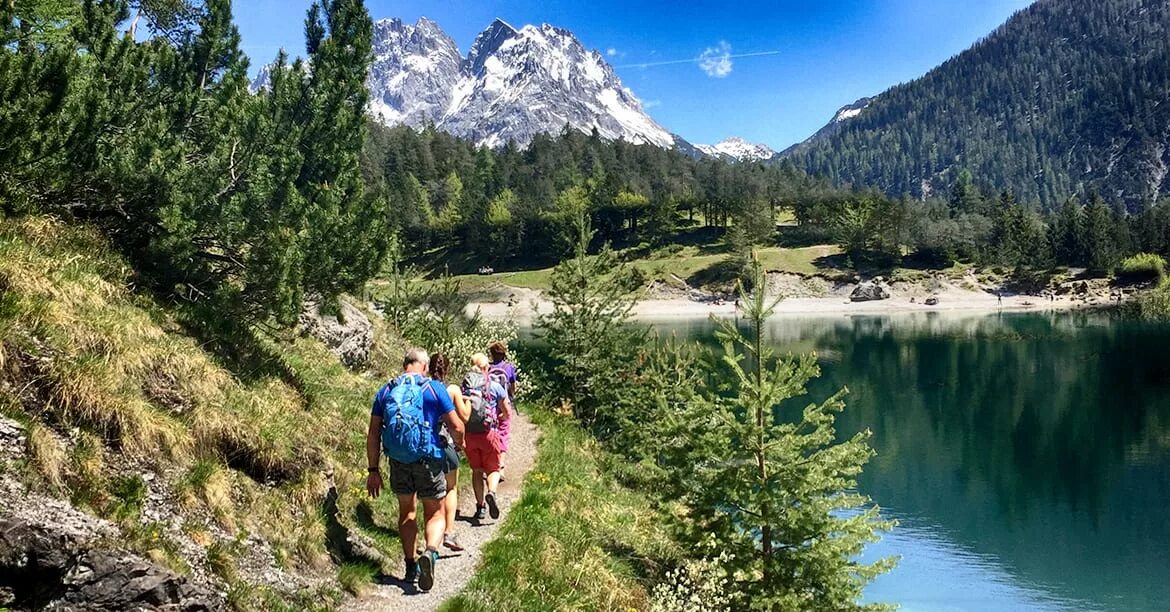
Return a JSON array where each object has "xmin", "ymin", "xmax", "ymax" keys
[
  {"xmin": 27, "ymin": 422, "xmax": 67, "ymax": 489},
  {"xmin": 177, "ymin": 459, "xmax": 236, "ymax": 529}
]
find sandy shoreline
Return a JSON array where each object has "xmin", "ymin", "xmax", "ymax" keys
[{"xmin": 469, "ymin": 291, "xmax": 1106, "ymax": 321}]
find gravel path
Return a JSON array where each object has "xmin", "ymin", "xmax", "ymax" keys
[{"xmin": 344, "ymin": 412, "xmax": 539, "ymax": 611}]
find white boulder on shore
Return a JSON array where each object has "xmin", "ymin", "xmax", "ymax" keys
[{"xmin": 850, "ymin": 281, "xmax": 891, "ymax": 302}]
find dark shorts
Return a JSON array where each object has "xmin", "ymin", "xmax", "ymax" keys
[
  {"xmin": 388, "ymin": 457, "xmax": 446, "ymax": 500},
  {"xmin": 441, "ymin": 444, "xmax": 460, "ymax": 474}
]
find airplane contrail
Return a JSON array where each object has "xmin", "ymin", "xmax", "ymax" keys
[{"xmin": 617, "ymin": 50, "xmax": 783, "ymax": 69}]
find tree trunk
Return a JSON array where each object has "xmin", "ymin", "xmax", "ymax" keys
[{"xmin": 754, "ymin": 297, "xmax": 771, "ymax": 581}]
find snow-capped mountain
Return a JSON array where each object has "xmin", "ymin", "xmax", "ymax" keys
[
  {"xmin": 441, "ymin": 19, "xmax": 674, "ymax": 149},
  {"xmin": 694, "ymin": 137, "xmax": 777, "ymax": 162},
  {"xmin": 366, "ymin": 17, "xmax": 463, "ymax": 127},
  {"xmin": 255, "ymin": 17, "xmax": 675, "ymax": 150}
]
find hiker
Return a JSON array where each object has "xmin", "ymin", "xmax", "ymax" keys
[
  {"xmin": 487, "ymin": 341, "xmax": 518, "ymax": 400},
  {"xmin": 487, "ymin": 341, "xmax": 518, "ymax": 475},
  {"xmin": 365, "ymin": 348, "xmax": 465, "ymax": 592},
  {"xmin": 429, "ymin": 353, "xmax": 471, "ymax": 553},
  {"xmin": 463, "ymin": 353, "xmax": 512, "ymax": 522}
]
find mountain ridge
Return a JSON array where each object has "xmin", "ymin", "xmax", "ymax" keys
[
  {"xmin": 255, "ymin": 16, "xmax": 689, "ymax": 151},
  {"xmin": 783, "ymin": 0, "xmax": 1170, "ymax": 209}
]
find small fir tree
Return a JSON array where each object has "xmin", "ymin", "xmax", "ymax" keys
[
  {"xmin": 671, "ymin": 254, "xmax": 895, "ymax": 610},
  {"xmin": 537, "ymin": 211, "xmax": 645, "ymax": 428}
]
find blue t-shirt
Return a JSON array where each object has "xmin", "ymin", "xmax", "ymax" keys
[
  {"xmin": 486, "ymin": 381, "xmax": 509, "ymax": 415},
  {"xmin": 372, "ymin": 375, "xmax": 454, "ymax": 457}
]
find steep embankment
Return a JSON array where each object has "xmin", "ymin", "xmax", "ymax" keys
[{"xmin": 0, "ymin": 216, "xmax": 411, "ymax": 609}]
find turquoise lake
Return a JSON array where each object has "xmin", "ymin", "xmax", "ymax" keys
[{"xmin": 625, "ymin": 312, "xmax": 1170, "ymax": 611}]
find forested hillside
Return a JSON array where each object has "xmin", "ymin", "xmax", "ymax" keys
[
  {"xmin": 786, "ymin": 0, "xmax": 1170, "ymax": 210},
  {"xmin": 364, "ymin": 123, "xmax": 822, "ymax": 265}
]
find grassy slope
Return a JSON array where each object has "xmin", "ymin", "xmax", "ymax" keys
[
  {"xmin": 441, "ymin": 406, "xmax": 678, "ymax": 611},
  {"xmin": 0, "ymin": 215, "xmax": 416, "ymax": 608}
]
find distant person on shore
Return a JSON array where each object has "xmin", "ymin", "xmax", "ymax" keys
[
  {"xmin": 463, "ymin": 353, "xmax": 512, "ymax": 522},
  {"xmin": 429, "ymin": 353, "xmax": 471, "ymax": 553},
  {"xmin": 487, "ymin": 341, "xmax": 518, "ymax": 474},
  {"xmin": 365, "ymin": 348, "xmax": 464, "ymax": 592}
]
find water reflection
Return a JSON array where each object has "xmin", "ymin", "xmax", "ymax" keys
[{"xmin": 644, "ymin": 312, "xmax": 1170, "ymax": 611}]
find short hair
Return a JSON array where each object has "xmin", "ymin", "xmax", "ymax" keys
[
  {"xmin": 403, "ymin": 347, "xmax": 430, "ymax": 369},
  {"xmin": 488, "ymin": 341, "xmax": 508, "ymax": 360},
  {"xmin": 470, "ymin": 352, "xmax": 489, "ymax": 369}
]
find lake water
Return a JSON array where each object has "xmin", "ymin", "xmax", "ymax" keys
[{"xmin": 636, "ymin": 312, "xmax": 1170, "ymax": 611}]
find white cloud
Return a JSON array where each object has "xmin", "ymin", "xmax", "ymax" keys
[
  {"xmin": 607, "ymin": 47, "xmax": 618, "ymax": 56},
  {"xmin": 698, "ymin": 41, "xmax": 733, "ymax": 78},
  {"xmin": 643, "ymin": 99, "xmax": 661, "ymax": 109}
]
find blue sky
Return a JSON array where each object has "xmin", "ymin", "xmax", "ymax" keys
[{"xmin": 232, "ymin": 0, "xmax": 1034, "ymax": 150}]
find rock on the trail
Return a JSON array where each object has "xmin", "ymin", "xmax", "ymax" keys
[
  {"xmin": 850, "ymin": 282, "xmax": 891, "ymax": 302},
  {"xmin": 299, "ymin": 298, "xmax": 373, "ymax": 368}
]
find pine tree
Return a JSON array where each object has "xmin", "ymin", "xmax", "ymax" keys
[
  {"xmin": 1083, "ymin": 192, "xmax": 1118, "ymax": 275},
  {"xmin": 537, "ymin": 210, "xmax": 645, "ymax": 428},
  {"xmin": 482, "ymin": 188, "xmax": 521, "ymax": 264},
  {"xmin": 670, "ymin": 255, "xmax": 894, "ymax": 610},
  {"xmin": 1048, "ymin": 197, "xmax": 1085, "ymax": 266}
]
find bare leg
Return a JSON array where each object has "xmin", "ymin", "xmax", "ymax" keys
[
  {"xmin": 486, "ymin": 470, "xmax": 501, "ymax": 494},
  {"xmin": 421, "ymin": 498, "xmax": 445, "ymax": 552},
  {"xmin": 396, "ymin": 494, "xmax": 418, "ymax": 561},
  {"xmin": 443, "ymin": 470, "xmax": 458, "ymax": 534},
  {"xmin": 472, "ymin": 468, "xmax": 486, "ymax": 504}
]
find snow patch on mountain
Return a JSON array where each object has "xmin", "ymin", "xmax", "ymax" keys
[{"xmin": 695, "ymin": 137, "xmax": 777, "ymax": 161}]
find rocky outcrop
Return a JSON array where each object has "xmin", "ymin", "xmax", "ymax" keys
[
  {"xmin": 850, "ymin": 281, "xmax": 890, "ymax": 302},
  {"xmin": 299, "ymin": 299, "xmax": 373, "ymax": 368},
  {"xmin": 0, "ymin": 518, "xmax": 218, "ymax": 611}
]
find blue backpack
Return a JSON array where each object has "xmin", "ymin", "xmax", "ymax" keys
[{"xmin": 380, "ymin": 374, "xmax": 437, "ymax": 463}]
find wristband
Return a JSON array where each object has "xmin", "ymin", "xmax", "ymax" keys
[{"xmin": 367, "ymin": 467, "xmax": 380, "ymax": 473}]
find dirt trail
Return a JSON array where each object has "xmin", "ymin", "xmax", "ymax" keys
[{"xmin": 344, "ymin": 412, "xmax": 539, "ymax": 611}]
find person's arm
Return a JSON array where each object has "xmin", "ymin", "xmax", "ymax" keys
[
  {"xmin": 448, "ymin": 384, "xmax": 471, "ymax": 423},
  {"xmin": 442, "ymin": 410, "xmax": 465, "ymax": 449},
  {"xmin": 496, "ymin": 384, "xmax": 513, "ymax": 423},
  {"xmin": 365, "ymin": 413, "xmax": 383, "ymax": 498},
  {"xmin": 433, "ymin": 381, "xmax": 464, "ymax": 449}
]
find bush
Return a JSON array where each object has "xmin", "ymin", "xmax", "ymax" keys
[
  {"xmin": 1117, "ymin": 252, "xmax": 1167, "ymax": 283},
  {"xmin": 1123, "ymin": 286, "xmax": 1170, "ymax": 321}
]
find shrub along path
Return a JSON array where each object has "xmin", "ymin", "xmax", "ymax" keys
[{"xmin": 345, "ymin": 412, "xmax": 538, "ymax": 611}]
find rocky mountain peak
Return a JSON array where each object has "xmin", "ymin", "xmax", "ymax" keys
[{"xmin": 252, "ymin": 15, "xmax": 679, "ymax": 151}]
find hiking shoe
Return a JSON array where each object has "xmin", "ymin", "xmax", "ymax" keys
[
  {"xmin": 403, "ymin": 558, "xmax": 419, "ymax": 583},
  {"xmin": 443, "ymin": 533, "xmax": 464, "ymax": 552},
  {"xmin": 472, "ymin": 504, "xmax": 487, "ymax": 521},
  {"xmin": 418, "ymin": 549, "xmax": 438, "ymax": 592},
  {"xmin": 486, "ymin": 492, "xmax": 500, "ymax": 519}
]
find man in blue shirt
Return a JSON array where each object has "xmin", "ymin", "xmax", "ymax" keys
[{"xmin": 365, "ymin": 348, "xmax": 464, "ymax": 592}]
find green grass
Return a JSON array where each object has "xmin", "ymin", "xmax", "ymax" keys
[
  {"xmin": 441, "ymin": 405, "xmax": 679, "ymax": 611},
  {"xmin": 0, "ymin": 215, "xmax": 410, "ymax": 603}
]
